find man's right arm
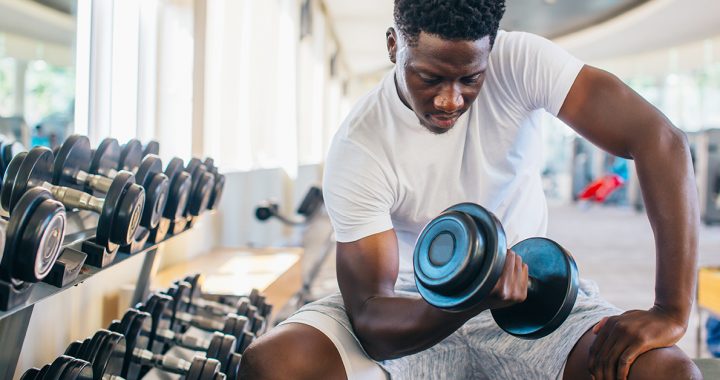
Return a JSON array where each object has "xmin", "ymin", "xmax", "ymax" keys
[{"xmin": 338, "ymin": 229, "xmax": 528, "ymax": 361}]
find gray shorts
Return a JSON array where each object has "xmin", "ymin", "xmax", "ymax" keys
[{"xmin": 280, "ymin": 279, "xmax": 622, "ymax": 380}]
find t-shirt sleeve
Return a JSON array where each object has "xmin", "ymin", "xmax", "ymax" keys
[
  {"xmin": 495, "ymin": 31, "xmax": 584, "ymax": 116},
  {"xmin": 322, "ymin": 139, "xmax": 394, "ymax": 242}
]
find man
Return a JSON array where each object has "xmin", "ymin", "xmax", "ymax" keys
[{"xmin": 241, "ymin": 1, "xmax": 701, "ymax": 379}]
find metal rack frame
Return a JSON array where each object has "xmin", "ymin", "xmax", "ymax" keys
[{"xmin": 0, "ymin": 227, "xmax": 176, "ymax": 379}]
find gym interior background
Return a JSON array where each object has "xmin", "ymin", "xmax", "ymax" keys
[{"xmin": 0, "ymin": 0, "xmax": 719, "ymax": 378}]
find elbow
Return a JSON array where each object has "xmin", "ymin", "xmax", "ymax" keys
[
  {"xmin": 633, "ymin": 120, "xmax": 690, "ymax": 160},
  {"xmin": 352, "ymin": 314, "xmax": 403, "ymax": 361}
]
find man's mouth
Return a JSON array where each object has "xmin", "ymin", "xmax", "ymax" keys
[{"xmin": 428, "ymin": 114, "xmax": 459, "ymax": 128}]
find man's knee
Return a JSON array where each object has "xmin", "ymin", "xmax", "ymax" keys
[
  {"xmin": 239, "ymin": 323, "xmax": 346, "ymax": 380},
  {"xmin": 630, "ymin": 346, "xmax": 701, "ymax": 380}
]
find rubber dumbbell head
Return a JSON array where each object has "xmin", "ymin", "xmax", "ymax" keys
[{"xmin": 413, "ymin": 202, "xmax": 579, "ymax": 339}]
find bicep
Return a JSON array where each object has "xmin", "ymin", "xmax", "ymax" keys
[
  {"xmin": 558, "ymin": 65, "xmax": 674, "ymax": 159},
  {"xmin": 336, "ymin": 229, "xmax": 399, "ymax": 316}
]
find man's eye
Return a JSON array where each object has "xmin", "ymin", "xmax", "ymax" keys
[
  {"xmin": 462, "ymin": 75, "xmax": 482, "ymax": 84},
  {"xmin": 419, "ymin": 75, "xmax": 440, "ymax": 84}
]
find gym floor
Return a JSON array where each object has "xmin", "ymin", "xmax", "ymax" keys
[{"xmin": 304, "ymin": 202, "xmax": 720, "ymax": 357}]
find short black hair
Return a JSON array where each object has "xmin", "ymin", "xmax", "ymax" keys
[{"xmin": 394, "ymin": 0, "xmax": 506, "ymax": 46}]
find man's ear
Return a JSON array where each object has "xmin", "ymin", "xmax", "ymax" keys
[{"xmin": 386, "ymin": 27, "xmax": 398, "ymax": 64}]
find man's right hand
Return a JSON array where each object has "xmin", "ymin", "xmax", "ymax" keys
[{"xmin": 475, "ymin": 250, "xmax": 529, "ymax": 311}]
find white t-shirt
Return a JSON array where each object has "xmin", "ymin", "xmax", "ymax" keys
[{"xmin": 323, "ymin": 31, "xmax": 584, "ymax": 280}]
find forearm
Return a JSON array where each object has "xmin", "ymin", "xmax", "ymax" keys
[
  {"xmin": 633, "ymin": 126, "xmax": 699, "ymax": 324},
  {"xmin": 351, "ymin": 292, "xmax": 478, "ymax": 360}
]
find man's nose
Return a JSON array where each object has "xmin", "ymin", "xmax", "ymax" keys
[{"xmin": 434, "ymin": 84, "xmax": 464, "ymax": 113}]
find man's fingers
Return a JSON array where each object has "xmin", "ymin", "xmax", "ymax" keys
[
  {"xmin": 593, "ymin": 316, "xmax": 609, "ymax": 334},
  {"xmin": 588, "ymin": 317, "xmax": 618, "ymax": 377},
  {"xmin": 616, "ymin": 343, "xmax": 644, "ymax": 380}
]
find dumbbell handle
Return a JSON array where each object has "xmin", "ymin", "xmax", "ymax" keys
[
  {"xmin": 132, "ymin": 347, "xmax": 190, "ymax": 375},
  {"xmin": 176, "ymin": 310, "xmax": 224, "ymax": 331},
  {"xmin": 153, "ymin": 327, "xmax": 210, "ymax": 351},
  {"xmin": 42, "ymin": 182, "xmax": 104, "ymax": 213},
  {"xmin": 75, "ymin": 170, "xmax": 113, "ymax": 194}
]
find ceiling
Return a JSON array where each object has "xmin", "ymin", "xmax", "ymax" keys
[{"xmin": 322, "ymin": 0, "xmax": 651, "ymax": 75}]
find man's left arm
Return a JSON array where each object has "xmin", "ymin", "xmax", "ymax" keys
[{"xmin": 558, "ymin": 65, "xmax": 700, "ymax": 380}]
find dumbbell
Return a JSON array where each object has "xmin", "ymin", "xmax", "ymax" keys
[
  {"xmin": 182, "ymin": 274, "xmax": 273, "ymax": 320},
  {"xmin": 67, "ymin": 328, "xmax": 227, "ymax": 380},
  {"xmin": 177, "ymin": 158, "xmax": 215, "ymax": 218},
  {"xmin": 163, "ymin": 158, "xmax": 193, "ymax": 222},
  {"xmin": 141, "ymin": 293, "xmax": 255, "ymax": 354},
  {"xmin": 143, "ymin": 140, "xmax": 160, "ymax": 157},
  {"xmin": 0, "ymin": 187, "xmax": 66, "ymax": 284},
  {"xmin": 20, "ymin": 356, "xmax": 94, "ymax": 380},
  {"xmin": 2, "ymin": 147, "xmax": 145, "ymax": 250},
  {"xmin": 165, "ymin": 281, "xmax": 266, "ymax": 336},
  {"xmin": 54, "ymin": 136, "xmax": 169, "ymax": 231},
  {"xmin": 202, "ymin": 158, "xmax": 225, "ymax": 210},
  {"xmin": 0, "ymin": 139, "xmax": 24, "ymax": 180},
  {"xmin": 115, "ymin": 308, "xmax": 240, "ymax": 374},
  {"xmin": 413, "ymin": 202, "xmax": 579, "ymax": 339},
  {"xmin": 107, "ymin": 311, "xmax": 231, "ymax": 379}
]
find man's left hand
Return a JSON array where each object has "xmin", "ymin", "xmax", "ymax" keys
[{"xmin": 588, "ymin": 307, "xmax": 687, "ymax": 380}]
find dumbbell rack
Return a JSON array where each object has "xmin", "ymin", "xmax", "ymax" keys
[{"xmin": 0, "ymin": 213, "xmax": 181, "ymax": 380}]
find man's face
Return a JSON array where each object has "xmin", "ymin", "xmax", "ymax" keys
[{"xmin": 387, "ymin": 29, "xmax": 491, "ymax": 134}]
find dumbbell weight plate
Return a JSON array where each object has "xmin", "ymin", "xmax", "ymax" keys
[
  {"xmin": 119, "ymin": 139, "xmax": 143, "ymax": 172},
  {"xmin": 164, "ymin": 171, "xmax": 191, "ymax": 221},
  {"xmin": 187, "ymin": 357, "xmax": 205, "ymax": 380},
  {"xmin": 20, "ymin": 368, "xmax": 41, "ymax": 380},
  {"xmin": 1, "ymin": 141, "xmax": 25, "ymax": 178},
  {"xmin": 80, "ymin": 330, "xmax": 107, "ymax": 363},
  {"xmin": 225, "ymin": 353, "xmax": 241, "ymax": 380},
  {"xmin": 218, "ymin": 335, "xmax": 237, "ymax": 372},
  {"xmin": 491, "ymin": 237, "xmax": 579, "ymax": 339},
  {"xmin": 207, "ymin": 174, "xmax": 225, "ymax": 210},
  {"xmin": 143, "ymin": 141, "xmax": 160, "ymax": 157},
  {"xmin": 1, "ymin": 151, "xmax": 27, "ymax": 211},
  {"xmin": 3, "ymin": 188, "xmax": 65, "ymax": 282},
  {"xmin": 52, "ymin": 135, "xmax": 91, "ymax": 191},
  {"xmin": 206, "ymin": 333, "xmax": 223, "ymax": 361},
  {"xmin": 135, "ymin": 155, "xmax": 169, "ymax": 229},
  {"xmin": 9, "ymin": 147, "xmax": 54, "ymax": 211},
  {"xmin": 95, "ymin": 171, "xmax": 144, "ymax": 247},
  {"xmin": 89, "ymin": 138, "xmax": 120, "ymax": 178},
  {"xmin": 59, "ymin": 359, "xmax": 93, "ymax": 380},
  {"xmin": 200, "ymin": 358, "xmax": 222, "ymax": 380},
  {"xmin": 203, "ymin": 158, "xmax": 215, "ymax": 171},
  {"xmin": 65, "ymin": 341, "xmax": 84, "ymax": 357},
  {"xmin": 164, "ymin": 157, "xmax": 185, "ymax": 179},
  {"xmin": 413, "ymin": 202, "xmax": 506, "ymax": 311},
  {"xmin": 187, "ymin": 171, "xmax": 214, "ymax": 216},
  {"xmin": 44, "ymin": 355, "xmax": 75, "ymax": 380},
  {"xmin": 112, "ymin": 182, "xmax": 145, "ymax": 246},
  {"xmin": 92, "ymin": 331, "xmax": 125, "ymax": 378}
]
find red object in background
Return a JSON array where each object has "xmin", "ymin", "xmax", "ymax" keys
[{"xmin": 577, "ymin": 174, "xmax": 625, "ymax": 203}]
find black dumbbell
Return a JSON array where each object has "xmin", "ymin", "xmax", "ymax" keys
[
  {"xmin": 165, "ymin": 281, "xmax": 266, "ymax": 337},
  {"xmin": 143, "ymin": 140, "xmax": 160, "ymax": 157},
  {"xmin": 54, "ymin": 136, "xmax": 169, "ymax": 231},
  {"xmin": 20, "ymin": 356, "xmax": 94, "ymax": 380},
  {"xmin": 115, "ymin": 308, "xmax": 238, "ymax": 373},
  {"xmin": 141, "ymin": 293, "xmax": 256, "ymax": 354},
  {"xmin": 163, "ymin": 158, "xmax": 193, "ymax": 222},
  {"xmin": 202, "ymin": 158, "xmax": 225, "ymax": 210},
  {"xmin": 413, "ymin": 202, "xmax": 579, "ymax": 339},
  {"xmin": 118, "ymin": 139, "xmax": 144, "ymax": 173},
  {"xmin": 179, "ymin": 158, "xmax": 215, "ymax": 218},
  {"xmin": 107, "ymin": 311, "xmax": 229, "ymax": 379},
  {"xmin": 0, "ymin": 139, "xmax": 24, "ymax": 180},
  {"xmin": 182, "ymin": 274, "xmax": 273, "ymax": 320},
  {"xmin": 2, "ymin": 147, "xmax": 145, "ymax": 250},
  {"xmin": 0, "ymin": 187, "xmax": 65, "ymax": 283}
]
